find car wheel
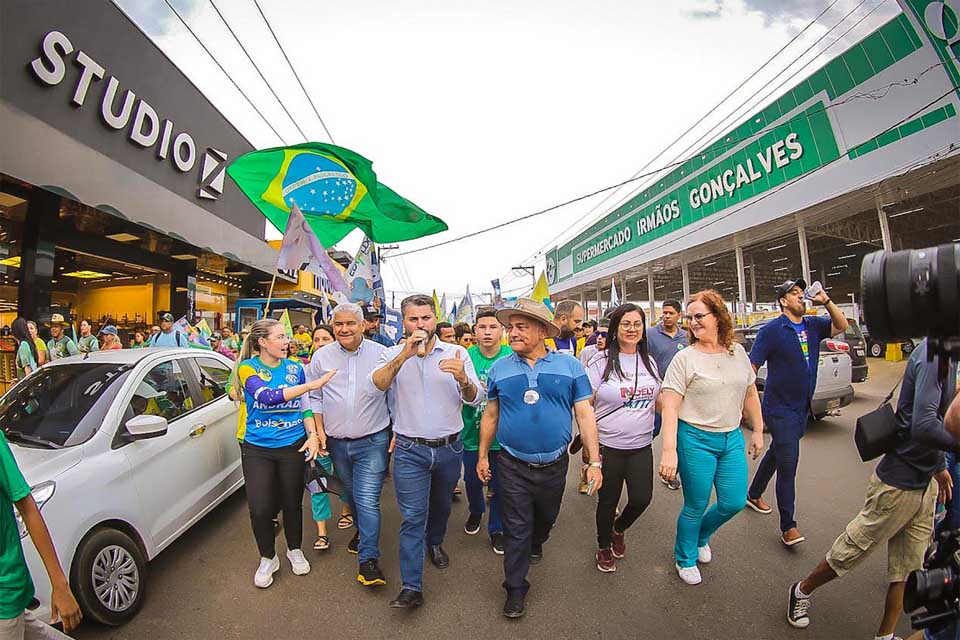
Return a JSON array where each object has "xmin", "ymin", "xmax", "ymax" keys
[
  {"xmin": 869, "ymin": 342, "xmax": 884, "ymax": 358},
  {"xmin": 901, "ymin": 341, "xmax": 914, "ymax": 355},
  {"xmin": 71, "ymin": 528, "xmax": 146, "ymax": 626},
  {"xmin": 812, "ymin": 413, "xmax": 827, "ymax": 421}
]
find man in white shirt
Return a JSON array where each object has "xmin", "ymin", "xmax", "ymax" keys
[
  {"xmin": 370, "ymin": 294, "xmax": 484, "ymax": 609},
  {"xmin": 305, "ymin": 302, "xmax": 390, "ymax": 589}
]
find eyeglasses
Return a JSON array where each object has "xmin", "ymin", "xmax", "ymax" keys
[
  {"xmin": 618, "ymin": 321, "xmax": 645, "ymax": 330},
  {"xmin": 267, "ymin": 334, "xmax": 291, "ymax": 342},
  {"xmin": 683, "ymin": 312, "xmax": 714, "ymax": 323}
]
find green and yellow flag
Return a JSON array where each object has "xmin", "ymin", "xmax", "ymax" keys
[{"xmin": 227, "ymin": 142, "xmax": 448, "ymax": 246}]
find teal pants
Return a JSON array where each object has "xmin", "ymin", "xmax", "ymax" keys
[
  {"xmin": 674, "ymin": 420, "xmax": 747, "ymax": 568},
  {"xmin": 309, "ymin": 455, "xmax": 350, "ymax": 522}
]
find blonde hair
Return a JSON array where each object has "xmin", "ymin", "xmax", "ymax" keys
[{"xmin": 231, "ymin": 319, "xmax": 282, "ymax": 401}]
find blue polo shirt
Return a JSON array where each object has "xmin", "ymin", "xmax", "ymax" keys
[
  {"xmin": 647, "ymin": 323, "xmax": 688, "ymax": 379},
  {"xmin": 750, "ymin": 314, "xmax": 833, "ymax": 416},
  {"xmin": 487, "ymin": 350, "xmax": 592, "ymax": 464}
]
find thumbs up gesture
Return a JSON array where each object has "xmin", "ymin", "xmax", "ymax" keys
[{"xmin": 439, "ymin": 349, "xmax": 469, "ymax": 385}]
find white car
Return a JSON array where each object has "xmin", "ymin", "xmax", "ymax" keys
[{"xmin": 5, "ymin": 348, "xmax": 242, "ymax": 626}]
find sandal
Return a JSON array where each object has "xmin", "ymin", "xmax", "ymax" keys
[
  {"xmin": 313, "ymin": 535, "xmax": 330, "ymax": 551},
  {"xmin": 337, "ymin": 514, "xmax": 354, "ymax": 529}
]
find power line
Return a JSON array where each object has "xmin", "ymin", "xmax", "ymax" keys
[
  {"xmin": 252, "ymin": 0, "xmax": 337, "ymax": 144},
  {"xmin": 595, "ymin": 86, "xmax": 960, "ymax": 274},
  {"xmin": 389, "ymin": 66, "xmax": 956, "ymax": 259},
  {"xmin": 504, "ymin": 0, "xmax": 847, "ymax": 275},
  {"xmin": 157, "ymin": 0, "xmax": 288, "ymax": 145},
  {"xmin": 207, "ymin": 0, "xmax": 308, "ymax": 141}
]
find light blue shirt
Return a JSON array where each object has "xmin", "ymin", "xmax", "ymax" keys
[
  {"xmin": 149, "ymin": 329, "xmax": 186, "ymax": 347},
  {"xmin": 370, "ymin": 339, "xmax": 485, "ymax": 439},
  {"xmin": 305, "ymin": 339, "xmax": 391, "ymax": 440}
]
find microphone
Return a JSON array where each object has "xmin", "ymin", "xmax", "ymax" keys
[{"xmin": 418, "ymin": 337, "xmax": 427, "ymax": 357}]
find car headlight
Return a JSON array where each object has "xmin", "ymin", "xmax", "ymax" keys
[{"xmin": 15, "ymin": 481, "xmax": 56, "ymax": 539}]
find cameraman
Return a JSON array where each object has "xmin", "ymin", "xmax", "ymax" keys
[{"xmin": 787, "ymin": 339, "xmax": 958, "ymax": 638}]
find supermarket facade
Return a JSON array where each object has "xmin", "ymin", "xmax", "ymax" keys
[
  {"xmin": 547, "ymin": 1, "xmax": 960, "ymax": 322},
  {"xmin": 0, "ymin": 0, "xmax": 288, "ymax": 334}
]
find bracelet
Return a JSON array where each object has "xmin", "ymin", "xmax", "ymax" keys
[{"xmin": 588, "ymin": 461, "xmax": 602, "ymax": 468}]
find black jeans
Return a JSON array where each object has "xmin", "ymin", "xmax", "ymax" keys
[
  {"xmin": 241, "ymin": 439, "xmax": 306, "ymax": 558},
  {"xmin": 498, "ymin": 451, "xmax": 569, "ymax": 597},
  {"xmin": 595, "ymin": 445, "xmax": 653, "ymax": 549}
]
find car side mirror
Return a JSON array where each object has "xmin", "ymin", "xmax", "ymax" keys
[{"xmin": 124, "ymin": 414, "xmax": 168, "ymax": 441}]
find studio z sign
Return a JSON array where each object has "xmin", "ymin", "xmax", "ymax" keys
[{"xmin": 28, "ymin": 30, "xmax": 228, "ymax": 201}]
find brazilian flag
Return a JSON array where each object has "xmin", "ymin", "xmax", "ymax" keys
[{"xmin": 227, "ymin": 142, "xmax": 448, "ymax": 246}]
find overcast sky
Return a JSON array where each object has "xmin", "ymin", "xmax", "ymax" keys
[{"xmin": 116, "ymin": 0, "xmax": 899, "ymax": 303}]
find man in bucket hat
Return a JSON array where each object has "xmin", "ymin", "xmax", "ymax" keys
[
  {"xmin": 477, "ymin": 298, "xmax": 603, "ymax": 619},
  {"xmin": 746, "ymin": 278, "xmax": 847, "ymax": 546},
  {"xmin": 45, "ymin": 314, "xmax": 79, "ymax": 360}
]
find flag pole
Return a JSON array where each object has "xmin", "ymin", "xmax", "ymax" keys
[{"xmin": 264, "ymin": 271, "xmax": 278, "ymax": 318}]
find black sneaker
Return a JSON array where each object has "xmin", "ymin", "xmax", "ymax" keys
[
  {"xmin": 464, "ymin": 513, "xmax": 482, "ymax": 536},
  {"xmin": 491, "ymin": 532, "xmax": 504, "ymax": 555},
  {"xmin": 529, "ymin": 544, "xmax": 543, "ymax": 564},
  {"xmin": 347, "ymin": 531, "xmax": 359, "ymax": 555},
  {"xmin": 503, "ymin": 593, "xmax": 525, "ymax": 619},
  {"xmin": 389, "ymin": 588, "xmax": 423, "ymax": 609},
  {"xmin": 357, "ymin": 559, "xmax": 386, "ymax": 587},
  {"xmin": 787, "ymin": 581, "xmax": 811, "ymax": 628}
]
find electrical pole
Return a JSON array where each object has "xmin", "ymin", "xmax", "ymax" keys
[{"xmin": 512, "ymin": 265, "xmax": 535, "ymax": 295}]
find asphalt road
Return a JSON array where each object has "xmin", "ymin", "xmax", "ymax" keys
[{"xmin": 75, "ymin": 359, "xmax": 920, "ymax": 640}]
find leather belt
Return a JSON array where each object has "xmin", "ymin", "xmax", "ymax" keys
[{"xmin": 398, "ymin": 433, "xmax": 459, "ymax": 448}]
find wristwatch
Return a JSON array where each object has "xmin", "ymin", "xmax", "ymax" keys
[{"xmin": 588, "ymin": 461, "xmax": 602, "ymax": 468}]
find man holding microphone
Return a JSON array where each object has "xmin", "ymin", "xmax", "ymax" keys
[
  {"xmin": 477, "ymin": 298, "xmax": 603, "ymax": 619},
  {"xmin": 371, "ymin": 294, "xmax": 483, "ymax": 610}
]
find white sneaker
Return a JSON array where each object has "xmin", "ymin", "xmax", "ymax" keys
[
  {"xmin": 697, "ymin": 544, "xmax": 712, "ymax": 564},
  {"xmin": 254, "ymin": 555, "xmax": 279, "ymax": 588},
  {"xmin": 676, "ymin": 563, "xmax": 702, "ymax": 585},
  {"xmin": 286, "ymin": 549, "xmax": 311, "ymax": 576}
]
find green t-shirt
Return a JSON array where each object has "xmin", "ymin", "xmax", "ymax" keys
[
  {"xmin": 77, "ymin": 335, "xmax": 99, "ymax": 353},
  {"xmin": 0, "ymin": 432, "xmax": 34, "ymax": 619},
  {"xmin": 15, "ymin": 342, "xmax": 36, "ymax": 379},
  {"xmin": 460, "ymin": 343, "xmax": 513, "ymax": 451},
  {"xmin": 47, "ymin": 336, "xmax": 79, "ymax": 360}
]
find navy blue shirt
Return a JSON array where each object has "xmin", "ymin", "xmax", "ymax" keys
[
  {"xmin": 487, "ymin": 350, "xmax": 592, "ymax": 463},
  {"xmin": 749, "ymin": 314, "xmax": 833, "ymax": 415},
  {"xmin": 647, "ymin": 323, "xmax": 688, "ymax": 379},
  {"xmin": 368, "ymin": 332, "xmax": 394, "ymax": 348},
  {"xmin": 876, "ymin": 340, "xmax": 957, "ymax": 490}
]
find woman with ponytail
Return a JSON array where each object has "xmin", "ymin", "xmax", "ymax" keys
[
  {"xmin": 585, "ymin": 304, "xmax": 661, "ymax": 573},
  {"xmin": 233, "ymin": 319, "xmax": 336, "ymax": 589},
  {"xmin": 11, "ymin": 318, "xmax": 38, "ymax": 380}
]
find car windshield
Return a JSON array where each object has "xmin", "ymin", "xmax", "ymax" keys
[
  {"xmin": 843, "ymin": 322, "xmax": 863, "ymax": 341},
  {"xmin": 0, "ymin": 363, "xmax": 133, "ymax": 448}
]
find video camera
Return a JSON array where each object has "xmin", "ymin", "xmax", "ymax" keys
[{"xmin": 861, "ymin": 242, "xmax": 960, "ymax": 632}]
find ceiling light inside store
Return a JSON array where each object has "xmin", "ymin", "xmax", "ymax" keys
[
  {"xmin": 837, "ymin": 254, "xmax": 857, "ymax": 260},
  {"xmin": 172, "ymin": 254, "xmax": 198, "ymax": 260},
  {"xmin": 703, "ymin": 262, "xmax": 717, "ymax": 267},
  {"xmin": 772, "ymin": 258, "xmax": 788, "ymax": 263},
  {"xmin": 828, "ymin": 272, "xmax": 841, "ymax": 278},
  {"xmin": 774, "ymin": 267, "xmax": 789, "ymax": 272},
  {"xmin": 63, "ymin": 270, "xmax": 111, "ymax": 279},
  {"xmin": 888, "ymin": 207, "xmax": 924, "ymax": 218},
  {"xmin": 713, "ymin": 281, "xmax": 725, "ymax": 285},
  {"xmin": 105, "ymin": 233, "xmax": 140, "ymax": 242},
  {"xmin": 0, "ymin": 256, "xmax": 20, "ymax": 267},
  {"xmin": 846, "ymin": 242, "xmax": 861, "ymax": 247},
  {"xmin": 767, "ymin": 244, "xmax": 786, "ymax": 251}
]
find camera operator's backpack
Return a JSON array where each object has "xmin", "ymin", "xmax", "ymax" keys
[{"xmin": 855, "ymin": 376, "xmax": 906, "ymax": 462}]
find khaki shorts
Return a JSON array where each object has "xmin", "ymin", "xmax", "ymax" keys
[
  {"xmin": 0, "ymin": 611, "xmax": 70, "ymax": 640},
  {"xmin": 826, "ymin": 472, "xmax": 937, "ymax": 583}
]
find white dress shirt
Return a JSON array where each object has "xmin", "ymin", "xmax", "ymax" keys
[
  {"xmin": 305, "ymin": 339, "xmax": 391, "ymax": 439},
  {"xmin": 370, "ymin": 339, "xmax": 484, "ymax": 439}
]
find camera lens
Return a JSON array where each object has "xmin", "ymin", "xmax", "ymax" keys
[
  {"xmin": 905, "ymin": 566, "xmax": 958, "ymax": 613},
  {"xmin": 861, "ymin": 243, "xmax": 960, "ymax": 342}
]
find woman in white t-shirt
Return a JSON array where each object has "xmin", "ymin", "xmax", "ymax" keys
[
  {"xmin": 586, "ymin": 303, "xmax": 661, "ymax": 574},
  {"xmin": 658, "ymin": 290, "xmax": 764, "ymax": 586}
]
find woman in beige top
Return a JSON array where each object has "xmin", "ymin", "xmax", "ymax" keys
[{"xmin": 658, "ymin": 290, "xmax": 764, "ymax": 586}]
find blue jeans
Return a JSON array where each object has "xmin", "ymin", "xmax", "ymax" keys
[
  {"xmin": 326, "ymin": 428, "xmax": 390, "ymax": 563},
  {"xmin": 462, "ymin": 449, "xmax": 503, "ymax": 536},
  {"xmin": 675, "ymin": 420, "xmax": 748, "ymax": 568},
  {"xmin": 748, "ymin": 407, "xmax": 805, "ymax": 532},
  {"xmin": 939, "ymin": 452, "xmax": 960, "ymax": 534},
  {"xmin": 392, "ymin": 435, "xmax": 464, "ymax": 592}
]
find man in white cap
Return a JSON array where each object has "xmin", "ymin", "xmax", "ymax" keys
[
  {"xmin": 477, "ymin": 298, "xmax": 603, "ymax": 619},
  {"xmin": 45, "ymin": 314, "xmax": 79, "ymax": 360}
]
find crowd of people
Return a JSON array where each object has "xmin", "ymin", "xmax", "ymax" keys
[{"xmin": 3, "ymin": 281, "xmax": 959, "ymax": 639}]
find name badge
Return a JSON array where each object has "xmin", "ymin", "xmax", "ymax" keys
[{"xmin": 523, "ymin": 389, "xmax": 540, "ymax": 405}]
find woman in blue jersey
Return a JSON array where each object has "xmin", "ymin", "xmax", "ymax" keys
[{"xmin": 234, "ymin": 319, "xmax": 336, "ymax": 589}]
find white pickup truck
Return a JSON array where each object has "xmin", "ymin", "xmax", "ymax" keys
[{"xmin": 736, "ymin": 320, "xmax": 855, "ymax": 421}]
